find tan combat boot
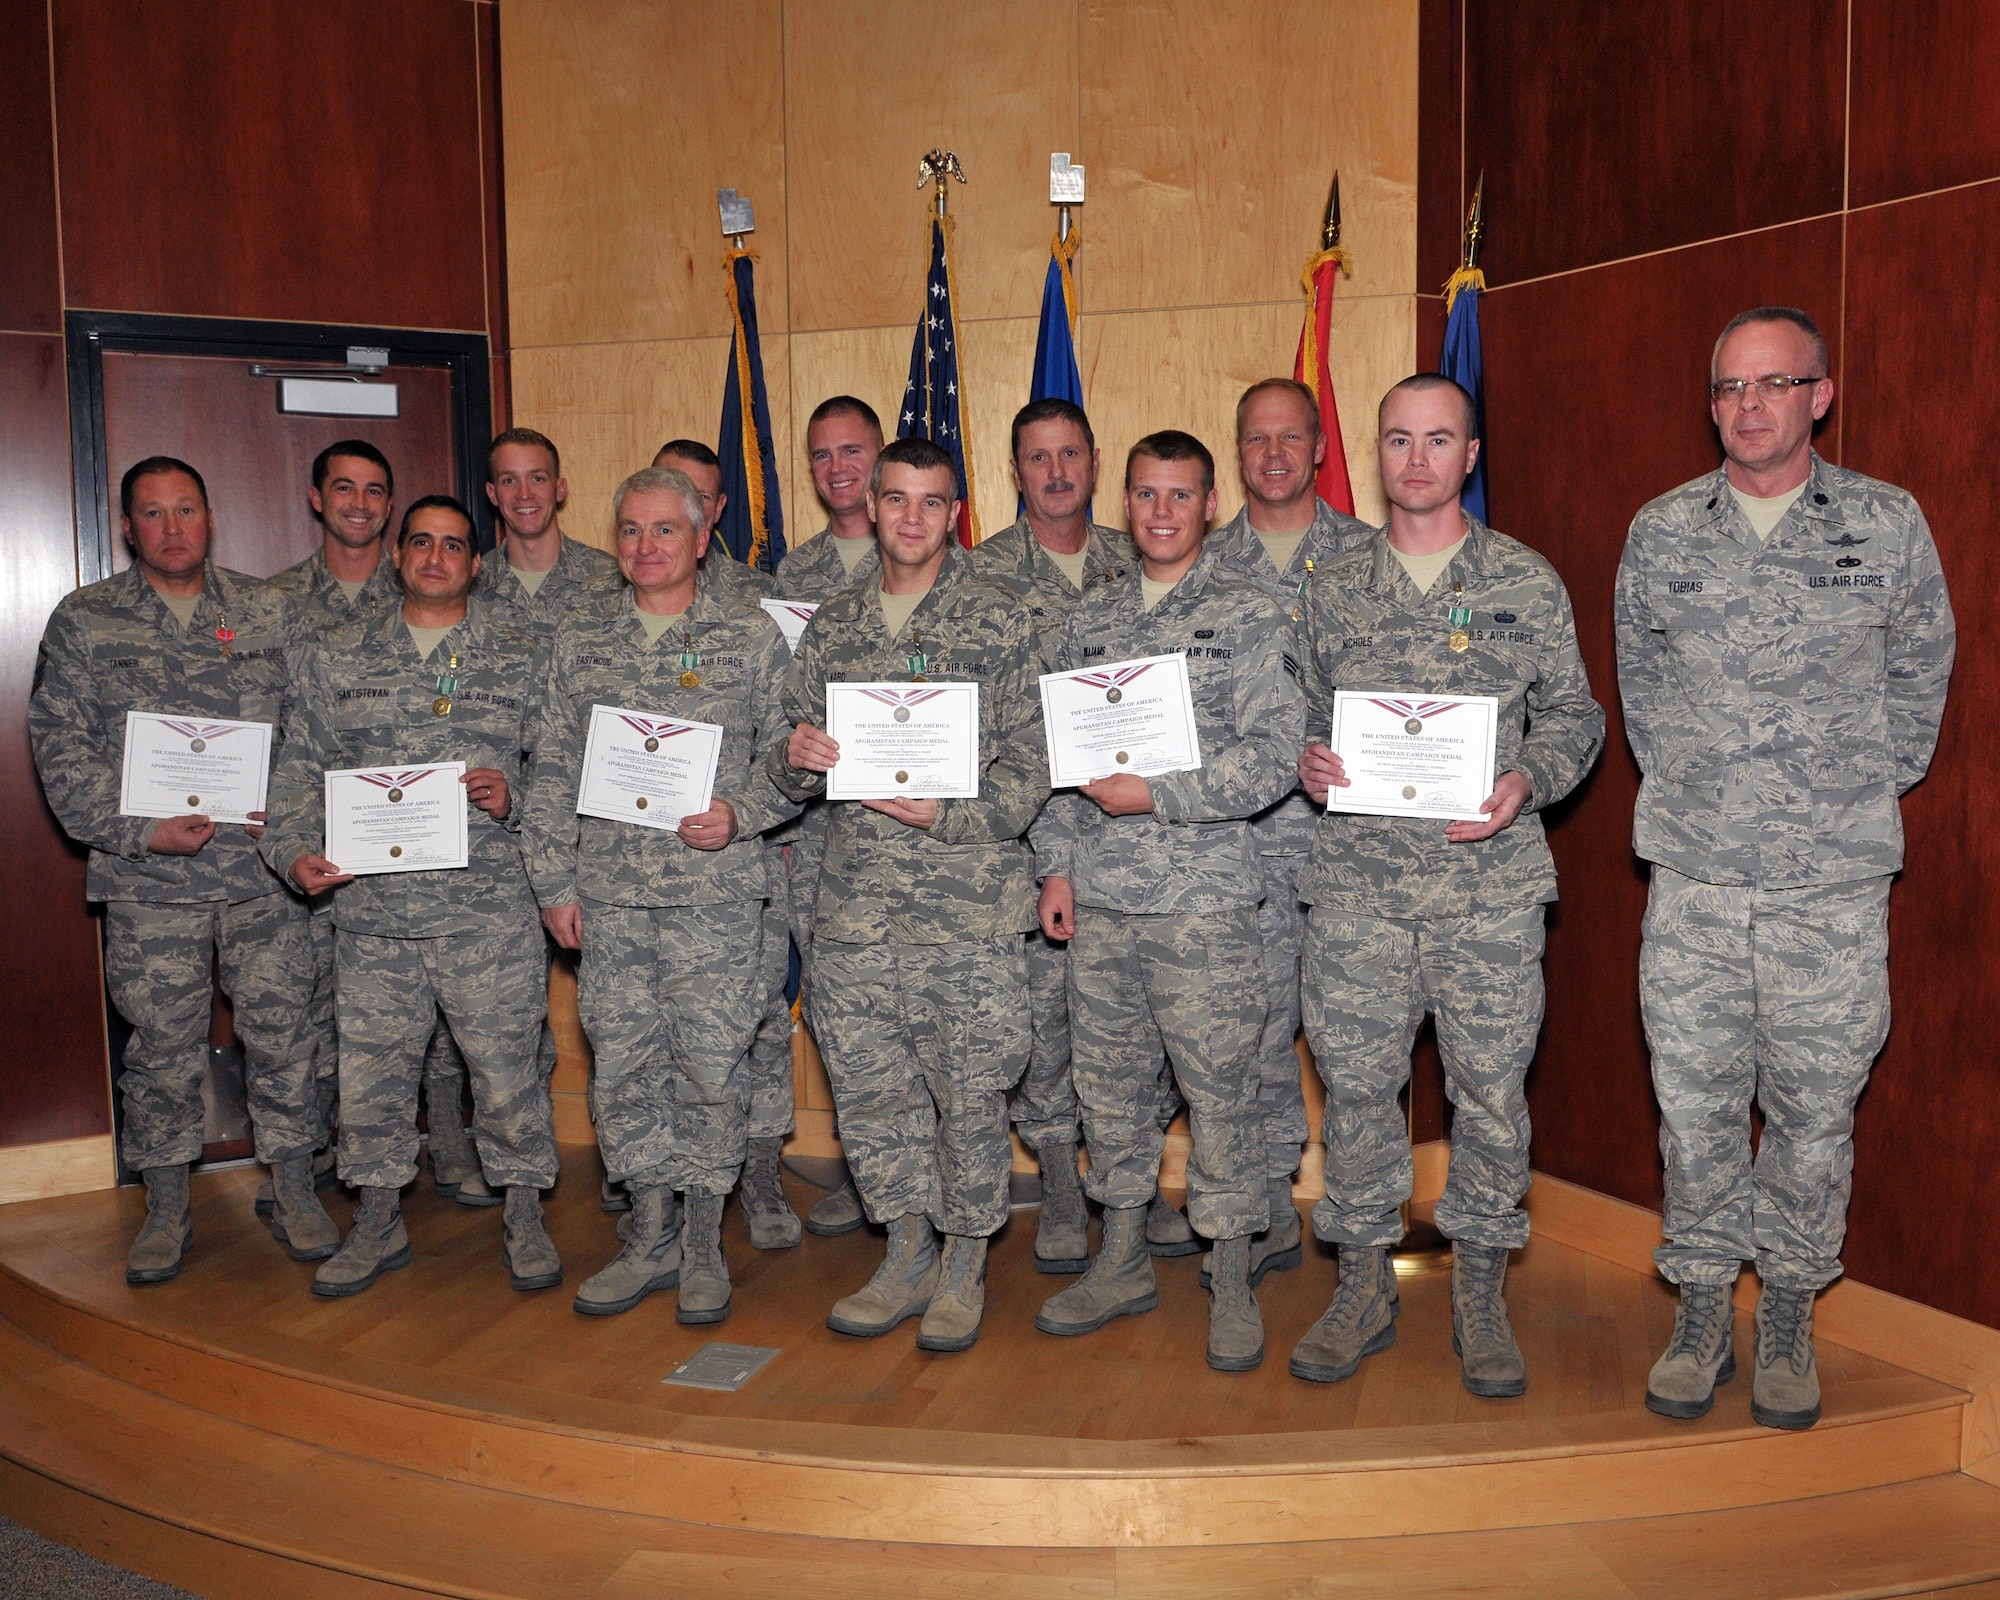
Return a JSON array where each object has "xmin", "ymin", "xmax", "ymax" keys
[
  {"xmin": 1146, "ymin": 1192, "xmax": 1200, "ymax": 1257},
  {"xmin": 917, "ymin": 1235, "xmax": 988, "ymax": 1353},
  {"xmin": 573, "ymin": 1184, "xmax": 681, "ymax": 1316},
  {"xmin": 126, "ymin": 1164, "xmax": 193, "ymax": 1286},
  {"xmin": 502, "ymin": 1186, "xmax": 562, "ymax": 1291},
  {"xmin": 806, "ymin": 1177, "xmax": 865, "ymax": 1237},
  {"xmin": 426, "ymin": 1099, "xmax": 480, "ymax": 1195},
  {"xmin": 1031, "ymin": 1140, "xmax": 1088, "ymax": 1275},
  {"xmin": 827, "ymin": 1214, "xmax": 938, "ymax": 1336},
  {"xmin": 1751, "ymin": 1282, "xmax": 1822, "ymax": 1430},
  {"xmin": 676, "ymin": 1193, "xmax": 731, "ymax": 1325},
  {"xmin": 1645, "ymin": 1281, "xmax": 1738, "ymax": 1419},
  {"xmin": 738, "ymin": 1137, "xmax": 802, "ymax": 1251},
  {"xmin": 1037, "ymin": 1202, "xmax": 1158, "ymax": 1335},
  {"xmin": 1290, "ymin": 1244, "xmax": 1397, "ymax": 1383},
  {"xmin": 268, "ymin": 1155, "xmax": 340, "ymax": 1262},
  {"xmin": 1452, "ymin": 1242, "xmax": 1527, "ymax": 1397},
  {"xmin": 1206, "ymin": 1235, "xmax": 1265, "ymax": 1372},
  {"xmin": 1201, "ymin": 1175, "xmax": 1302, "ymax": 1290},
  {"xmin": 312, "ymin": 1186, "xmax": 410, "ymax": 1298}
]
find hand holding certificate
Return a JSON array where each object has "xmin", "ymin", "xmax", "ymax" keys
[
  {"xmin": 1038, "ymin": 653, "xmax": 1201, "ymax": 786},
  {"xmin": 324, "ymin": 762, "xmax": 469, "ymax": 874},
  {"xmin": 1324, "ymin": 691, "xmax": 1499, "ymax": 822},
  {"xmin": 576, "ymin": 705, "xmax": 723, "ymax": 829},
  {"xmin": 121, "ymin": 712, "xmax": 272, "ymax": 824},
  {"xmin": 823, "ymin": 682, "xmax": 980, "ymax": 800}
]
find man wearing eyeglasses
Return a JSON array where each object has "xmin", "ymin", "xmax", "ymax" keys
[{"xmin": 1615, "ymin": 307, "xmax": 1954, "ymax": 1432}]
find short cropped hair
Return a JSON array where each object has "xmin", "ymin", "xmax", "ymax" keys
[
  {"xmin": 397, "ymin": 494, "xmax": 476, "ymax": 547},
  {"xmin": 1235, "ymin": 377, "xmax": 1321, "ymax": 438},
  {"xmin": 1124, "ymin": 429, "xmax": 1215, "ymax": 492},
  {"xmin": 653, "ymin": 438, "xmax": 720, "ymax": 471},
  {"xmin": 808, "ymin": 394, "xmax": 883, "ymax": 438},
  {"xmin": 868, "ymin": 435, "xmax": 957, "ymax": 496},
  {"xmin": 120, "ymin": 456, "xmax": 208, "ymax": 519},
  {"xmin": 1378, "ymin": 372, "xmax": 1477, "ymax": 434},
  {"xmin": 613, "ymin": 465, "xmax": 706, "ymax": 531},
  {"xmin": 311, "ymin": 439, "xmax": 394, "ymax": 495},
  {"xmin": 1712, "ymin": 306, "xmax": 1829, "ymax": 379},
  {"xmin": 485, "ymin": 426, "xmax": 560, "ymax": 482},
  {"xmin": 1010, "ymin": 397, "xmax": 1095, "ymax": 458}
]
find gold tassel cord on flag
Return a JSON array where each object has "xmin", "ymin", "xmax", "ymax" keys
[
  {"xmin": 1441, "ymin": 263, "xmax": 1486, "ymax": 315},
  {"xmin": 1294, "ymin": 243, "xmax": 1351, "ymax": 403},
  {"xmin": 723, "ymin": 243, "xmax": 771, "ymax": 571},
  {"xmin": 939, "ymin": 213, "xmax": 981, "ymax": 544},
  {"xmin": 1049, "ymin": 223, "xmax": 1081, "ymax": 337}
]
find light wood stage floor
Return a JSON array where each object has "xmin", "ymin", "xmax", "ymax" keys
[{"xmin": 1, "ymin": 1145, "xmax": 1998, "ymax": 1597}]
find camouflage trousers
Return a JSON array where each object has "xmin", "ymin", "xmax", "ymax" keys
[
  {"xmin": 1254, "ymin": 851, "xmax": 1311, "ymax": 1179},
  {"xmin": 1068, "ymin": 905, "xmax": 1270, "ymax": 1241},
  {"xmin": 1642, "ymin": 867, "xmax": 1892, "ymax": 1292},
  {"xmin": 808, "ymin": 937, "xmax": 1030, "ymax": 1237},
  {"xmin": 1302, "ymin": 902, "xmax": 1545, "ymax": 1251},
  {"xmin": 422, "ymin": 954, "xmax": 560, "ymax": 1142},
  {"xmin": 743, "ymin": 854, "xmax": 796, "ymax": 1142},
  {"xmin": 335, "ymin": 921, "xmax": 556, "ymax": 1191},
  {"xmin": 577, "ymin": 897, "xmax": 765, "ymax": 1196},
  {"xmin": 104, "ymin": 894, "xmax": 318, "ymax": 1171},
  {"xmin": 1008, "ymin": 927, "xmax": 1077, "ymax": 1149},
  {"xmin": 305, "ymin": 904, "xmax": 340, "ymax": 1133}
]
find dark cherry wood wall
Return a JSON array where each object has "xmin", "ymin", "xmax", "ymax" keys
[
  {"xmin": 0, "ymin": 0, "xmax": 508, "ymax": 1152},
  {"xmin": 1421, "ymin": 0, "xmax": 2000, "ymax": 1327}
]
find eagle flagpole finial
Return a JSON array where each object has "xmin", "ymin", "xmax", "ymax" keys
[{"xmin": 917, "ymin": 148, "xmax": 967, "ymax": 218}]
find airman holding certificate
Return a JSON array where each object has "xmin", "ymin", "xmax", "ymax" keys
[
  {"xmin": 264, "ymin": 496, "xmax": 560, "ymax": 1300},
  {"xmin": 524, "ymin": 467, "xmax": 798, "ymax": 1325},
  {"xmin": 1292, "ymin": 375, "xmax": 1603, "ymax": 1398},
  {"xmin": 770, "ymin": 436, "xmax": 1048, "ymax": 1355},
  {"xmin": 1032, "ymin": 430, "xmax": 1304, "ymax": 1374},
  {"xmin": 30, "ymin": 457, "xmax": 326, "ymax": 1285}
]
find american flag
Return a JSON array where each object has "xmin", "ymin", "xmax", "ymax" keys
[{"xmin": 898, "ymin": 216, "xmax": 980, "ymax": 546}]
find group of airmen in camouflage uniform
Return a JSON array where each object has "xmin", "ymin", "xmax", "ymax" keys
[{"xmin": 29, "ymin": 304, "xmax": 1952, "ymax": 1429}]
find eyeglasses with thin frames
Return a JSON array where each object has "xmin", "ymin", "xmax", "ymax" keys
[{"xmin": 1707, "ymin": 374, "xmax": 1825, "ymax": 402}]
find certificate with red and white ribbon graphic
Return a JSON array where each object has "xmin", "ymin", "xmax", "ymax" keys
[
  {"xmin": 1037, "ymin": 653, "xmax": 1201, "ymax": 787},
  {"xmin": 323, "ymin": 762, "xmax": 469, "ymax": 874},
  {"xmin": 758, "ymin": 599, "xmax": 818, "ymax": 655},
  {"xmin": 1327, "ymin": 691, "xmax": 1498, "ymax": 821},
  {"xmin": 576, "ymin": 705, "xmax": 724, "ymax": 830},
  {"xmin": 824, "ymin": 682, "xmax": 980, "ymax": 800},
  {"xmin": 120, "ymin": 711, "xmax": 273, "ymax": 823}
]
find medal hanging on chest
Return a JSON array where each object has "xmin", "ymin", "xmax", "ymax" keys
[
  {"xmin": 1293, "ymin": 557, "xmax": 1315, "ymax": 622},
  {"xmin": 214, "ymin": 613, "xmax": 235, "ymax": 658},
  {"xmin": 434, "ymin": 650, "xmax": 457, "ymax": 716},
  {"xmin": 906, "ymin": 628, "xmax": 928, "ymax": 682},
  {"xmin": 1446, "ymin": 583, "xmax": 1472, "ymax": 653},
  {"xmin": 679, "ymin": 630, "xmax": 701, "ymax": 689}
]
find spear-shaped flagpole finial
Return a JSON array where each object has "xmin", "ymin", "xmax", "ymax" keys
[
  {"xmin": 1322, "ymin": 170, "xmax": 1342, "ymax": 251},
  {"xmin": 917, "ymin": 149, "xmax": 968, "ymax": 219},
  {"xmin": 1462, "ymin": 169, "xmax": 1486, "ymax": 272}
]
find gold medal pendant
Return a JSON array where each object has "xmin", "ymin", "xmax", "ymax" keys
[
  {"xmin": 433, "ymin": 695, "xmax": 453, "ymax": 715},
  {"xmin": 1448, "ymin": 630, "xmax": 1470, "ymax": 653},
  {"xmin": 678, "ymin": 631, "xmax": 701, "ymax": 689},
  {"xmin": 680, "ymin": 670, "xmax": 700, "ymax": 688}
]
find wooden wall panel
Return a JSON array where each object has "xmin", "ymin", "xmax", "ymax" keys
[
  {"xmin": 783, "ymin": 0, "xmax": 1077, "ymax": 332},
  {"xmin": 1080, "ymin": 0, "xmax": 1418, "ymax": 312},
  {"xmin": 477, "ymin": 0, "xmax": 509, "ymax": 365},
  {"xmin": 0, "ymin": 333, "xmax": 109, "ymax": 1148},
  {"xmin": 1476, "ymin": 218, "xmax": 1845, "ymax": 1210},
  {"xmin": 1850, "ymin": 0, "xmax": 2000, "ymax": 208},
  {"xmin": 1462, "ymin": 0, "xmax": 1846, "ymax": 286},
  {"xmin": 1415, "ymin": 0, "xmax": 1464, "ymax": 298},
  {"xmin": 1835, "ymin": 182, "xmax": 2000, "ymax": 1327},
  {"xmin": 500, "ymin": 0, "xmax": 787, "ymax": 349},
  {"xmin": 0, "ymin": 0, "xmax": 61, "ymax": 333},
  {"xmin": 53, "ymin": 0, "xmax": 488, "ymax": 330},
  {"xmin": 784, "ymin": 324, "xmax": 910, "ymax": 535}
]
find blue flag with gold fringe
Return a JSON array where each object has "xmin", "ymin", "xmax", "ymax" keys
[
  {"xmin": 1031, "ymin": 226, "xmax": 1083, "ymax": 406},
  {"xmin": 716, "ymin": 246, "xmax": 785, "ymax": 572},
  {"xmin": 898, "ymin": 216, "xmax": 980, "ymax": 546},
  {"xmin": 1440, "ymin": 264, "xmax": 1489, "ymax": 525}
]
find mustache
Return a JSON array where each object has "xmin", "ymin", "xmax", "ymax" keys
[{"xmin": 1041, "ymin": 479, "xmax": 1076, "ymax": 494}]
